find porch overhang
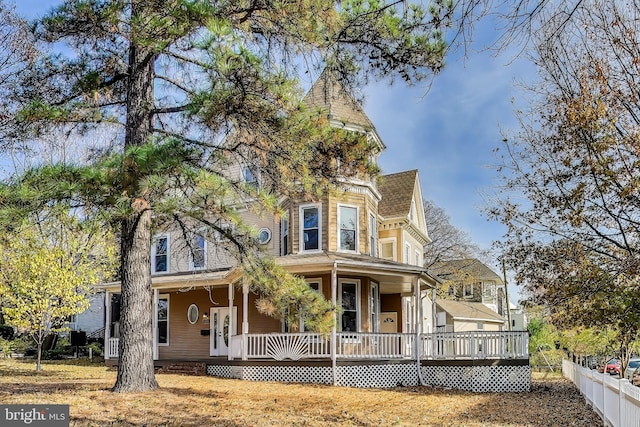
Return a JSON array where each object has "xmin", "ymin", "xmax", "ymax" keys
[{"xmin": 276, "ymin": 251, "xmax": 437, "ymax": 294}]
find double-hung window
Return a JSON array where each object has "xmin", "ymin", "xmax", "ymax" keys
[
  {"xmin": 158, "ymin": 294, "xmax": 169, "ymax": 345},
  {"xmin": 300, "ymin": 204, "xmax": 321, "ymax": 252},
  {"xmin": 191, "ymin": 234, "xmax": 206, "ymax": 270},
  {"xmin": 152, "ymin": 234, "xmax": 169, "ymax": 273},
  {"xmin": 338, "ymin": 205, "xmax": 358, "ymax": 252},
  {"xmin": 339, "ymin": 280, "xmax": 360, "ymax": 332},
  {"xmin": 281, "ymin": 214, "xmax": 289, "ymax": 256}
]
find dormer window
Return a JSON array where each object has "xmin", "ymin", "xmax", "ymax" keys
[
  {"xmin": 300, "ymin": 204, "xmax": 321, "ymax": 252},
  {"xmin": 338, "ymin": 205, "xmax": 358, "ymax": 252}
]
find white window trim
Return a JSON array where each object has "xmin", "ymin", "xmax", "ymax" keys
[
  {"xmin": 152, "ymin": 234, "xmax": 170, "ymax": 274},
  {"xmin": 404, "ymin": 242, "xmax": 411, "ymax": 264},
  {"xmin": 299, "ymin": 203, "xmax": 322, "ymax": 253},
  {"xmin": 282, "ymin": 278, "xmax": 323, "ymax": 333},
  {"xmin": 463, "ymin": 283, "xmax": 474, "ymax": 298},
  {"xmin": 280, "ymin": 213, "xmax": 289, "ymax": 256},
  {"xmin": 368, "ymin": 211, "xmax": 377, "ymax": 257},
  {"xmin": 242, "ymin": 164, "xmax": 260, "ymax": 188},
  {"xmin": 337, "ymin": 203, "xmax": 359, "ymax": 253},
  {"xmin": 370, "ymin": 281, "xmax": 380, "ymax": 333},
  {"xmin": 338, "ymin": 279, "xmax": 361, "ymax": 333},
  {"xmin": 414, "ymin": 249, "xmax": 421, "ymax": 267},
  {"xmin": 379, "ymin": 237, "xmax": 396, "ymax": 261},
  {"xmin": 158, "ymin": 293, "xmax": 169, "ymax": 347},
  {"xmin": 189, "ymin": 234, "xmax": 207, "ymax": 271}
]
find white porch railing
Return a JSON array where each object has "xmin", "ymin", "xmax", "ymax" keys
[
  {"xmin": 245, "ymin": 333, "xmax": 330, "ymax": 360},
  {"xmin": 337, "ymin": 332, "xmax": 414, "ymax": 359},
  {"xmin": 421, "ymin": 331, "xmax": 529, "ymax": 360},
  {"xmin": 106, "ymin": 337, "xmax": 119, "ymax": 359},
  {"xmin": 105, "ymin": 331, "xmax": 529, "ymax": 361}
]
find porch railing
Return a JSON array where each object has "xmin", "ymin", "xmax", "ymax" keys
[
  {"xmin": 421, "ymin": 331, "xmax": 529, "ymax": 360},
  {"xmin": 336, "ymin": 332, "xmax": 414, "ymax": 359},
  {"xmin": 245, "ymin": 333, "xmax": 330, "ymax": 360},
  {"xmin": 106, "ymin": 337, "xmax": 119, "ymax": 359},
  {"xmin": 104, "ymin": 331, "xmax": 529, "ymax": 361}
]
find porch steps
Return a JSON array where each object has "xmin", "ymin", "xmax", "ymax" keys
[{"xmin": 159, "ymin": 362, "xmax": 206, "ymax": 376}]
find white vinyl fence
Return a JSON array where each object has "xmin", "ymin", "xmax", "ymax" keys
[{"xmin": 563, "ymin": 359, "xmax": 640, "ymax": 427}]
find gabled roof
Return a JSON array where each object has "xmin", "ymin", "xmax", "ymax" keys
[
  {"xmin": 436, "ymin": 299, "xmax": 505, "ymax": 323},
  {"xmin": 378, "ymin": 170, "xmax": 418, "ymax": 218},
  {"xmin": 303, "ymin": 71, "xmax": 375, "ymax": 130},
  {"xmin": 432, "ymin": 259, "xmax": 503, "ymax": 284}
]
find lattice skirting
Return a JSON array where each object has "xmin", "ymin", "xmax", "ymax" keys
[
  {"xmin": 337, "ymin": 364, "xmax": 418, "ymax": 388},
  {"xmin": 421, "ymin": 364, "xmax": 531, "ymax": 392},
  {"xmin": 206, "ymin": 362, "xmax": 530, "ymax": 392}
]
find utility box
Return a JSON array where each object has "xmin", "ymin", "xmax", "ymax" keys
[{"xmin": 70, "ymin": 330, "xmax": 87, "ymax": 346}]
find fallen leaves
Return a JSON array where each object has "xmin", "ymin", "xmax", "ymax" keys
[{"xmin": 0, "ymin": 360, "xmax": 601, "ymax": 426}]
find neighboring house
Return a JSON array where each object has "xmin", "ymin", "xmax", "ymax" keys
[
  {"xmin": 99, "ymin": 74, "xmax": 529, "ymax": 392},
  {"xmin": 70, "ymin": 292, "xmax": 105, "ymax": 336},
  {"xmin": 432, "ymin": 259, "xmax": 507, "ymax": 317},
  {"xmin": 508, "ymin": 301, "xmax": 528, "ymax": 331},
  {"xmin": 435, "ymin": 299, "xmax": 506, "ymax": 333}
]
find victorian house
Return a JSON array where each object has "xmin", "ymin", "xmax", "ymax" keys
[{"xmin": 100, "ymin": 76, "xmax": 529, "ymax": 392}]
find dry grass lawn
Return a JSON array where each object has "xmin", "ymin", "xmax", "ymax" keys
[{"xmin": 0, "ymin": 359, "xmax": 600, "ymax": 426}]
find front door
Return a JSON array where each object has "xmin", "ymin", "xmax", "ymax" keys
[{"xmin": 210, "ymin": 307, "xmax": 237, "ymax": 356}]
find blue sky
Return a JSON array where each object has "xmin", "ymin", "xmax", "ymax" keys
[{"xmin": 13, "ymin": 1, "xmax": 533, "ymax": 299}]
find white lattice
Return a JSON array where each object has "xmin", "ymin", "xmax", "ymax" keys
[
  {"xmin": 241, "ymin": 365, "xmax": 333, "ymax": 384},
  {"xmin": 205, "ymin": 362, "xmax": 531, "ymax": 392},
  {"xmin": 422, "ymin": 365, "xmax": 530, "ymax": 392},
  {"xmin": 337, "ymin": 364, "xmax": 418, "ymax": 388},
  {"xmin": 206, "ymin": 365, "xmax": 233, "ymax": 378}
]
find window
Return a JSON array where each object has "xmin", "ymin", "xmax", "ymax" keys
[
  {"xmin": 448, "ymin": 286, "xmax": 455, "ymax": 296},
  {"xmin": 158, "ymin": 294, "xmax": 169, "ymax": 345},
  {"xmin": 404, "ymin": 242, "xmax": 410, "ymax": 264},
  {"xmin": 187, "ymin": 304, "xmax": 199, "ymax": 325},
  {"xmin": 243, "ymin": 166, "xmax": 259, "ymax": 188},
  {"xmin": 339, "ymin": 280, "xmax": 360, "ymax": 332},
  {"xmin": 338, "ymin": 205, "xmax": 358, "ymax": 251},
  {"xmin": 257, "ymin": 228, "xmax": 271, "ymax": 245},
  {"xmin": 404, "ymin": 297, "xmax": 413, "ymax": 333},
  {"xmin": 370, "ymin": 282, "xmax": 380, "ymax": 332},
  {"xmin": 280, "ymin": 214, "xmax": 289, "ymax": 256},
  {"xmin": 369, "ymin": 212, "xmax": 377, "ymax": 257},
  {"xmin": 415, "ymin": 249, "xmax": 421, "ymax": 266},
  {"xmin": 380, "ymin": 238, "xmax": 396, "ymax": 261},
  {"xmin": 300, "ymin": 204, "xmax": 321, "ymax": 252},
  {"xmin": 283, "ymin": 279, "xmax": 322, "ymax": 332},
  {"xmin": 191, "ymin": 234, "xmax": 206, "ymax": 270},
  {"xmin": 152, "ymin": 235, "xmax": 169, "ymax": 273},
  {"xmin": 464, "ymin": 283, "xmax": 473, "ymax": 298}
]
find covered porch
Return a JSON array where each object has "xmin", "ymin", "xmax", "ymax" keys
[{"xmin": 102, "ymin": 252, "xmax": 530, "ymax": 391}]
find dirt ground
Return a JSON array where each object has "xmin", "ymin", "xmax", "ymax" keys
[{"xmin": 0, "ymin": 359, "xmax": 602, "ymax": 426}]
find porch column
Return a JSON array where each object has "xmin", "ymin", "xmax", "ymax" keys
[
  {"xmin": 153, "ymin": 288, "xmax": 158, "ymax": 361},
  {"xmin": 242, "ymin": 280, "xmax": 249, "ymax": 361},
  {"xmin": 331, "ymin": 261, "xmax": 338, "ymax": 386},
  {"xmin": 414, "ymin": 278, "xmax": 421, "ymax": 359},
  {"xmin": 104, "ymin": 291, "xmax": 111, "ymax": 360},
  {"xmin": 228, "ymin": 282, "xmax": 234, "ymax": 361}
]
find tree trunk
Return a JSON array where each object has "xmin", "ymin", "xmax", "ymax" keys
[
  {"xmin": 112, "ymin": 1, "xmax": 159, "ymax": 393},
  {"xmin": 113, "ymin": 212, "xmax": 158, "ymax": 392}
]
